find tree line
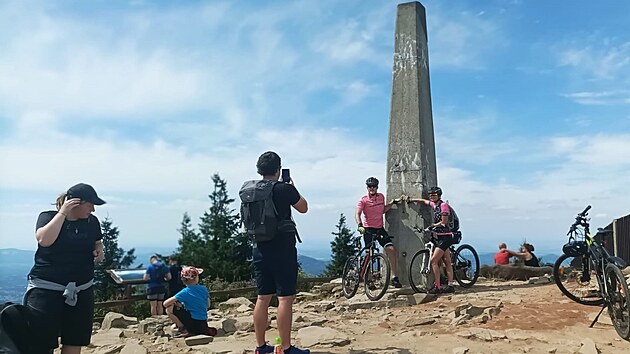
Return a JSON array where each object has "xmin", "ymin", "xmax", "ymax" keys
[{"xmin": 95, "ymin": 173, "xmax": 356, "ymax": 301}]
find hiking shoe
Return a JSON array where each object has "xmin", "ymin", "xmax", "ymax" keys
[
  {"xmin": 255, "ymin": 344, "xmax": 274, "ymax": 354},
  {"xmin": 391, "ymin": 277, "xmax": 402, "ymax": 288},
  {"xmin": 285, "ymin": 345, "xmax": 310, "ymax": 354},
  {"xmin": 443, "ymin": 285, "xmax": 455, "ymax": 293}
]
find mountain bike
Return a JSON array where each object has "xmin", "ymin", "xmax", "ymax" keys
[
  {"xmin": 408, "ymin": 226, "xmax": 479, "ymax": 293},
  {"xmin": 341, "ymin": 230, "xmax": 391, "ymax": 301},
  {"xmin": 553, "ymin": 205, "xmax": 630, "ymax": 340}
]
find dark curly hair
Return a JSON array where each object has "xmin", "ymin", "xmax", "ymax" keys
[{"xmin": 256, "ymin": 151, "xmax": 281, "ymax": 176}]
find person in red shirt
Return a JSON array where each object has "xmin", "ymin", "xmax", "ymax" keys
[{"xmin": 494, "ymin": 243, "xmax": 511, "ymax": 265}]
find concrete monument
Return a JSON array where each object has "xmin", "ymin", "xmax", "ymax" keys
[{"xmin": 385, "ymin": 1, "xmax": 438, "ymax": 285}]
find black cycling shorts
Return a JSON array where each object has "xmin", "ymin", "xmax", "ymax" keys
[
  {"xmin": 436, "ymin": 234, "xmax": 459, "ymax": 251},
  {"xmin": 173, "ymin": 305, "xmax": 214, "ymax": 336},
  {"xmin": 24, "ymin": 286, "xmax": 94, "ymax": 349},
  {"xmin": 363, "ymin": 227, "xmax": 393, "ymax": 248}
]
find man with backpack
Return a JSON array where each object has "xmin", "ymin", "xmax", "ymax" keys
[
  {"xmin": 240, "ymin": 151, "xmax": 309, "ymax": 354},
  {"xmin": 407, "ymin": 186, "xmax": 460, "ymax": 294}
]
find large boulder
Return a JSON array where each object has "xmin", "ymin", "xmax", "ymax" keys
[
  {"xmin": 479, "ymin": 264, "xmax": 553, "ymax": 280},
  {"xmin": 101, "ymin": 312, "xmax": 138, "ymax": 330}
]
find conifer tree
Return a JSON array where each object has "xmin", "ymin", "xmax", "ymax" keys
[
  {"xmin": 197, "ymin": 174, "xmax": 251, "ymax": 281},
  {"xmin": 324, "ymin": 213, "xmax": 355, "ymax": 277},
  {"xmin": 176, "ymin": 212, "xmax": 204, "ymax": 267},
  {"xmin": 94, "ymin": 217, "xmax": 136, "ymax": 301}
]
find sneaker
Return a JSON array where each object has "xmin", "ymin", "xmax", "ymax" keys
[
  {"xmin": 255, "ymin": 344, "xmax": 275, "ymax": 354},
  {"xmin": 285, "ymin": 345, "xmax": 311, "ymax": 354},
  {"xmin": 427, "ymin": 286, "xmax": 443, "ymax": 295},
  {"xmin": 391, "ymin": 277, "xmax": 402, "ymax": 288},
  {"xmin": 443, "ymin": 285, "xmax": 455, "ymax": 293}
]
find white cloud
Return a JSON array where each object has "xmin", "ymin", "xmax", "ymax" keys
[
  {"xmin": 562, "ymin": 90, "xmax": 630, "ymax": 105},
  {"xmin": 427, "ymin": 7, "xmax": 506, "ymax": 69},
  {"xmin": 557, "ymin": 41, "xmax": 630, "ymax": 80}
]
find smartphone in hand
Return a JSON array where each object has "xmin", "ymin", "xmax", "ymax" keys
[{"xmin": 281, "ymin": 168, "xmax": 290, "ymax": 183}]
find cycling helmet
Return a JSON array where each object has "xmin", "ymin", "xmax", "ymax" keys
[
  {"xmin": 428, "ymin": 186, "xmax": 442, "ymax": 196},
  {"xmin": 365, "ymin": 177, "xmax": 379, "ymax": 187},
  {"xmin": 562, "ymin": 241, "xmax": 588, "ymax": 257}
]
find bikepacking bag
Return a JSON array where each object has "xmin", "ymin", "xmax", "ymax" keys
[
  {"xmin": 0, "ymin": 302, "xmax": 38, "ymax": 354},
  {"xmin": 239, "ymin": 180, "xmax": 300, "ymax": 243}
]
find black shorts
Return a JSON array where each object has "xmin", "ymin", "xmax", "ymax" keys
[
  {"xmin": 363, "ymin": 227, "xmax": 393, "ymax": 248},
  {"xmin": 24, "ymin": 286, "xmax": 94, "ymax": 349},
  {"xmin": 173, "ymin": 305, "xmax": 214, "ymax": 336},
  {"xmin": 252, "ymin": 237, "xmax": 298, "ymax": 297},
  {"xmin": 436, "ymin": 234, "xmax": 459, "ymax": 251}
]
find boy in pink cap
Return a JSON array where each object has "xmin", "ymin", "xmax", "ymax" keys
[{"xmin": 163, "ymin": 266, "xmax": 217, "ymax": 337}]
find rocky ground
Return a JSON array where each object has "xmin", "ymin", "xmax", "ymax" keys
[{"xmin": 71, "ymin": 275, "xmax": 630, "ymax": 354}]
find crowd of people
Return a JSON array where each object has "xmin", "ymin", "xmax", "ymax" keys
[{"xmin": 19, "ymin": 150, "xmax": 542, "ymax": 354}]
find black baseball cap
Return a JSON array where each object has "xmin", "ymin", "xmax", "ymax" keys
[{"xmin": 67, "ymin": 183, "xmax": 106, "ymax": 205}]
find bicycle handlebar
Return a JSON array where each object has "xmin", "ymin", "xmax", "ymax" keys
[{"xmin": 579, "ymin": 205, "xmax": 591, "ymax": 217}]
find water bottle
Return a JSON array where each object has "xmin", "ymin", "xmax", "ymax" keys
[{"xmin": 274, "ymin": 336, "xmax": 283, "ymax": 354}]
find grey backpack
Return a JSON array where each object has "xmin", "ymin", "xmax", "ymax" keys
[{"xmin": 239, "ymin": 180, "xmax": 279, "ymax": 243}]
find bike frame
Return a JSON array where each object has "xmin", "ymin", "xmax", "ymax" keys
[
  {"xmin": 570, "ymin": 220, "xmax": 614, "ymax": 302},
  {"xmin": 356, "ymin": 233, "xmax": 381, "ymax": 279},
  {"xmin": 416, "ymin": 228, "xmax": 455, "ymax": 274}
]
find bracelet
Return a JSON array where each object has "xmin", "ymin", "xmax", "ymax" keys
[{"xmin": 58, "ymin": 211, "xmax": 67, "ymax": 217}]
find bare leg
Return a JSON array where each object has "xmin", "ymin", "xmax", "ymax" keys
[
  {"xmin": 442, "ymin": 249, "xmax": 454, "ymax": 285},
  {"xmin": 150, "ymin": 300, "xmax": 158, "ymax": 316},
  {"xmin": 61, "ymin": 345, "xmax": 82, "ymax": 354},
  {"xmin": 156, "ymin": 301, "xmax": 164, "ymax": 315},
  {"xmin": 431, "ymin": 248, "xmax": 445, "ymax": 287},
  {"xmin": 165, "ymin": 304, "xmax": 184, "ymax": 329},
  {"xmin": 276, "ymin": 295, "xmax": 295, "ymax": 350},
  {"xmin": 253, "ymin": 295, "xmax": 273, "ymax": 346},
  {"xmin": 385, "ymin": 246, "xmax": 398, "ymax": 278}
]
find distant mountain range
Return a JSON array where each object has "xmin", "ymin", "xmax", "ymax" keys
[{"xmin": 0, "ymin": 248, "xmax": 329, "ymax": 303}]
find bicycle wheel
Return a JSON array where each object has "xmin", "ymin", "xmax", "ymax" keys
[
  {"xmin": 409, "ymin": 249, "xmax": 431, "ymax": 293},
  {"xmin": 605, "ymin": 264, "xmax": 630, "ymax": 339},
  {"xmin": 364, "ymin": 253, "xmax": 390, "ymax": 301},
  {"xmin": 553, "ymin": 253, "xmax": 603, "ymax": 306},
  {"xmin": 341, "ymin": 256, "xmax": 360, "ymax": 299},
  {"xmin": 453, "ymin": 244, "xmax": 479, "ymax": 288}
]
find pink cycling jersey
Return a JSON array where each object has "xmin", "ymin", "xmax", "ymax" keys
[
  {"xmin": 357, "ymin": 193, "xmax": 385, "ymax": 228},
  {"xmin": 429, "ymin": 200, "xmax": 452, "ymax": 236}
]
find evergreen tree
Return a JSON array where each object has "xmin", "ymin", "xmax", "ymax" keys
[
  {"xmin": 324, "ymin": 213, "xmax": 355, "ymax": 277},
  {"xmin": 197, "ymin": 174, "xmax": 251, "ymax": 281},
  {"xmin": 176, "ymin": 212, "xmax": 205, "ymax": 267},
  {"xmin": 94, "ymin": 217, "xmax": 136, "ymax": 301}
]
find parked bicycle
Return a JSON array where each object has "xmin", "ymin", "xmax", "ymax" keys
[
  {"xmin": 408, "ymin": 226, "xmax": 479, "ymax": 293},
  {"xmin": 341, "ymin": 229, "xmax": 391, "ymax": 301},
  {"xmin": 553, "ymin": 205, "xmax": 629, "ymax": 340}
]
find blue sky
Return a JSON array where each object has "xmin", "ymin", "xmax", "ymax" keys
[{"xmin": 1, "ymin": 0, "xmax": 629, "ymax": 259}]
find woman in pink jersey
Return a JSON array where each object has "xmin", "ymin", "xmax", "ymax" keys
[
  {"xmin": 355, "ymin": 177, "xmax": 405, "ymax": 288},
  {"xmin": 408, "ymin": 186, "xmax": 457, "ymax": 294}
]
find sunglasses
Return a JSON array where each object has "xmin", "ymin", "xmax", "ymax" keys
[{"xmin": 367, "ymin": 185, "xmax": 378, "ymax": 189}]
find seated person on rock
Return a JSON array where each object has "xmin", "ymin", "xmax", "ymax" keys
[
  {"xmin": 494, "ymin": 243, "xmax": 511, "ymax": 265},
  {"xmin": 164, "ymin": 266, "xmax": 217, "ymax": 337},
  {"xmin": 508, "ymin": 243, "xmax": 539, "ymax": 267}
]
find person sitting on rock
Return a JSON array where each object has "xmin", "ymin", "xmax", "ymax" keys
[
  {"xmin": 163, "ymin": 266, "xmax": 217, "ymax": 337},
  {"xmin": 494, "ymin": 243, "xmax": 511, "ymax": 265},
  {"xmin": 508, "ymin": 243, "xmax": 540, "ymax": 267}
]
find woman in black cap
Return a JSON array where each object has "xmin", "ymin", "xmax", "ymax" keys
[{"xmin": 24, "ymin": 183, "xmax": 106, "ymax": 354}]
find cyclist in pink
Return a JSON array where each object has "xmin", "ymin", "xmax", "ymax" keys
[
  {"xmin": 408, "ymin": 186, "xmax": 457, "ymax": 294},
  {"xmin": 355, "ymin": 177, "xmax": 404, "ymax": 288}
]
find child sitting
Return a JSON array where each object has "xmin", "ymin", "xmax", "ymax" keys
[{"xmin": 163, "ymin": 266, "xmax": 217, "ymax": 337}]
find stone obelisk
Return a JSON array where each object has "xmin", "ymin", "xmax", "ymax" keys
[{"xmin": 385, "ymin": 1, "xmax": 437, "ymax": 285}]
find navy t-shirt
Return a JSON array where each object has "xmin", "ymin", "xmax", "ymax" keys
[{"xmin": 29, "ymin": 211, "xmax": 102, "ymax": 285}]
